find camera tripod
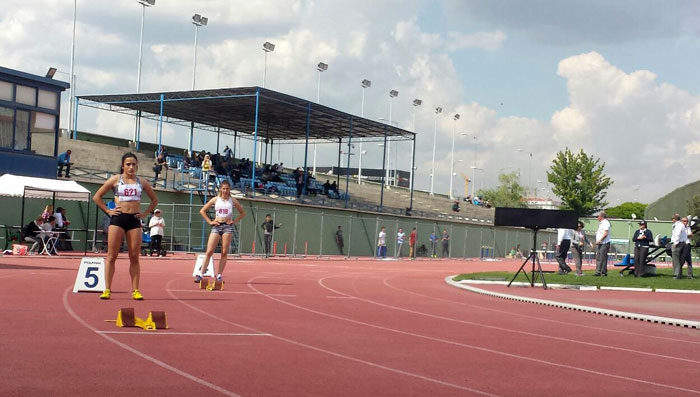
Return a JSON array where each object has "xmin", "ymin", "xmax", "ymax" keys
[{"xmin": 508, "ymin": 228, "xmax": 548, "ymax": 289}]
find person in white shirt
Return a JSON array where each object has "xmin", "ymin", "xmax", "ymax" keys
[
  {"xmin": 671, "ymin": 214, "xmax": 690, "ymax": 279},
  {"xmin": 682, "ymin": 217, "xmax": 695, "ymax": 279},
  {"xmin": 555, "ymin": 228, "xmax": 574, "ymax": 275},
  {"xmin": 396, "ymin": 228, "xmax": 405, "ymax": 257},
  {"xmin": 377, "ymin": 227, "xmax": 387, "ymax": 258},
  {"xmin": 594, "ymin": 211, "xmax": 611, "ymax": 276},
  {"xmin": 148, "ymin": 209, "xmax": 165, "ymax": 256}
]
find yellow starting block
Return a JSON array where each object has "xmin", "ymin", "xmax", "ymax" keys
[
  {"xmin": 106, "ymin": 308, "xmax": 168, "ymax": 331},
  {"xmin": 199, "ymin": 278, "xmax": 224, "ymax": 291}
]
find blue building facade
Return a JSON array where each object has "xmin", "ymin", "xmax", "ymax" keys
[{"xmin": 0, "ymin": 66, "xmax": 69, "ymax": 178}]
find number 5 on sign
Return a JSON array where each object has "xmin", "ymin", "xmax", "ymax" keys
[{"xmin": 73, "ymin": 257, "xmax": 106, "ymax": 293}]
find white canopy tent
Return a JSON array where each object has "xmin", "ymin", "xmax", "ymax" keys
[{"xmin": 0, "ymin": 174, "xmax": 92, "ymax": 253}]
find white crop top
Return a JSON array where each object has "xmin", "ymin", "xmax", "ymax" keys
[
  {"xmin": 113, "ymin": 176, "xmax": 142, "ymax": 202},
  {"xmin": 214, "ymin": 197, "xmax": 233, "ymax": 219}
]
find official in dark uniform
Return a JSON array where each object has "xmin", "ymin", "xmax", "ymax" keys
[{"xmin": 632, "ymin": 220, "xmax": 653, "ymax": 277}]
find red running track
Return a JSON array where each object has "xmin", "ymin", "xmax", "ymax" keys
[{"xmin": 1, "ymin": 255, "xmax": 699, "ymax": 396}]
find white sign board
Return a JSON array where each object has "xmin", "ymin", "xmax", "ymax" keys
[
  {"xmin": 73, "ymin": 257, "xmax": 106, "ymax": 293},
  {"xmin": 192, "ymin": 255, "xmax": 215, "ymax": 277}
]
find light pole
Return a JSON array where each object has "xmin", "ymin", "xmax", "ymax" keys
[
  {"xmin": 470, "ymin": 166, "xmax": 484, "ymax": 197},
  {"xmin": 449, "ymin": 113, "xmax": 460, "ymax": 199},
  {"xmin": 410, "ymin": 98, "xmax": 421, "ymax": 192},
  {"xmin": 386, "ymin": 89, "xmax": 398, "ymax": 188},
  {"xmin": 517, "ymin": 149, "xmax": 533, "ymax": 197},
  {"xmin": 358, "ymin": 79, "xmax": 371, "ymax": 184},
  {"xmin": 191, "ymin": 14, "xmax": 208, "ymax": 90},
  {"xmin": 68, "ymin": 0, "xmax": 77, "ymax": 138},
  {"xmin": 312, "ymin": 62, "xmax": 328, "ymax": 176},
  {"xmin": 262, "ymin": 41, "xmax": 275, "ymax": 88},
  {"xmin": 430, "ymin": 106, "xmax": 442, "ymax": 195},
  {"xmin": 133, "ymin": 0, "xmax": 155, "ymax": 147}
]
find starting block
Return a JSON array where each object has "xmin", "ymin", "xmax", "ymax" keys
[
  {"xmin": 107, "ymin": 307, "xmax": 168, "ymax": 331},
  {"xmin": 199, "ymin": 278, "xmax": 224, "ymax": 291}
]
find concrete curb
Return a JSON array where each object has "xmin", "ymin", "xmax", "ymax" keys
[{"xmin": 446, "ymin": 276, "xmax": 700, "ymax": 330}]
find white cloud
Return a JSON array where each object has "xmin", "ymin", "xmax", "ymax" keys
[{"xmin": 446, "ymin": 30, "xmax": 507, "ymax": 51}]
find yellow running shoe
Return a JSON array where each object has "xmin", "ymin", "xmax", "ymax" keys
[
  {"xmin": 100, "ymin": 289, "xmax": 111, "ymax": 300},
  {"xmin": 132, "ymin": 289, "xmax": 144, "ymax": 300}
]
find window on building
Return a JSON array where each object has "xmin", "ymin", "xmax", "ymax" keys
[
  {"xmin": 0, "ymin": 106, "xmax": 12, "ymax": 148},
  {"xmin": 16, "ymin": 85, "xmax": 36, "ymax": 107},
  {"xmin": 14, "ymin": 110, "xmax": 29, "ymax": 150},
  {"xmin": 30, "ymin": 111, "xmax": 56, "ymax": 134},
  {"xmin": 38, "ymin": 89, "xmax": 58, "ymax": 110},
  {"xmin": 0, "ymin": 81, "xmax": 12, "ymax": 102}
]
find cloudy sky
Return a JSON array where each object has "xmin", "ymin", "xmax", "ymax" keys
[{"xmin": 3, "ymin": 0, "xmax": 700, "ymax": 205}]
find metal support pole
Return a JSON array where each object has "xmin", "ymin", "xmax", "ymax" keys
[
  {"xmin": 319, "ymin": 212, "xmax": 324, "ymax": 257},
  {"xmin": 292, "ymin": 208, "xmax": 298, "ymax": 256},
  {"xmin": 192, "ymin": 25, "xmax": 199, "ymax": 90},
  {"xmin": 157, "ymin": 94, "xmax": 164, "ymax": 153},
  {"xmin": 449, "ymin": 224, "xmax": 453, "ymax": 259},
  {"xmin": 409, "ymin": 134, "xmax": 416, "ymax": 211},
  {"xmin": 170, "ymin": 204, "xmax": 176, "ymax": 252},
  {"xmin": 233, "ymin": 131, "xmax": 237, "ymax": 159},
  {"xmin": 303, "ymin": 104, "xmax": 311, "ymax": 196},
  {"xmin": 374, "ymin": 218, "xmax": 379, "ymax": 257},
  {"xmin": 379, "ymin": 125, "xmax": 388, "ymax": 212},
  {"xmin": 216, "ymin": 127, "xmax": 220, "ymax": 154},
  {"xmin": 464, "ymin": 227, "xmax": 468, "ymax": 259},
  {"xmin": 347, "ymin": 215, "xmax": 352, "ymax": 258},
  {"xmin": 345, "ymin": 116, "xmax": 353, "ymax": 208},
  {"xmin": 336, "ymin": 138, "xmax": 341, "ymax": 185},
  {"xmin": 70, "ymin": 98, "xmax": 79, "ymax": 152},
  {"xmin": 251, "ymin": 89, "xmax": 260, "ymax": 194}
]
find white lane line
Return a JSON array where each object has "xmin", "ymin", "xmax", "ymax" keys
[
  {"xmin": 166, "ymin": 278, "xmax": 496, "ymax": 396},
  {"xmin": 98, "ymin": 331, "xmax": 271, "ymax": 336},
  {"xmin": 62, "ymin": 286, "xmax": 239, "ymax": 397},
  {"xmin": 318, "ymin": 276, "xmax": 700, "ymax": 365},
  {"xmin": 381, "ymin": 277, "xmax": 700, "ymax": 345},
  {"xmin": 249, "ymin": 275, "xmax": 699, "ymax": 395},
  {"xmin": 326, "ymin": 296, "xmax": 357, "ymax": 299},
  {"xmin": 167, "ymin": 289, "xmax": 296, "ymax": 297}
]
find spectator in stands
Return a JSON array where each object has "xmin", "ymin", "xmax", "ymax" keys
[
  {"xmin": 23, "ymin": 216, "xmax": 44, "ymax": 254},
  {"xmin": 153, "ymin": 152, "xmax": 167, "ymax": 187},
  {"xmin": 148, "ymin": 209, "xmax": 165, "ymax": 256},
  {"xmin": 54, "ymin": 207, "xmax": 72, "ymax": 251},
  {"xmin": 214, "ymin": 158, "xmax": 227, "ymax": 176},
  {"xmin": 201, "ymin": 154, "xmax": 212, "ymax": 186},
  {"xmin": 452, "ymin": 200, "xmax": 461, "ymax": 212},
  {"xmin": 57, "ymin": 149, "xmax": 73, "ymax": 178},
  {"xmin": 295, "ymin": 168, "xmax": 305, "ymax": 198},
  {"xmin": 223, "ymin": 145, "xmax": 233, "ymax": 160},
  {"xmin": 261, "ymin": 214, "xmax": 282, "ymax": 258},
  {"xmin": 409, "ymin": 227, "xmax": 417, "ymax": 259},
  {"xmin": 377, "ymin": 226, "xmax": 387, "ymax": 258},
  {"xmin": 396, "ymin": 228, "xmax": 405, "ymax": 257},
  {"xmin": 441, "ymin": 229, "xmax": 450, "ymax": 258},
  {"xmin": 429, "ymin": 231, "xmax": 438, "ymax": 258},
  {"xmin": 335, "ymin": 226, "xmax": 344, "ymax": 255},
  {"xmin": 329, "ymin": 181, "xmax": 339, "ymax": 195},
  {"xmin": 323, "ymin": 180, "xmax": 332, "ymax": 195},
  {"xmin": 183, "ymin": 150, "xmax": 191, "ymax": 169}
]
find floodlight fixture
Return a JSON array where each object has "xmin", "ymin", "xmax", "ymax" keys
[
  {"xmin": 361, "ymin": 79, "xmax": 371, "ymax": 88},
  {"xmin": 192, "ymin": 14, "xmax": 208, "ymax": 26},
  {"xmin": 435, "ymin": 107, "xmax": 442, "ymax": 114},
  {"xmin": 389, "ymin": 89, "xmax": 398, "ymax": 98},
  {"xmin": 317, "ymin": 62, "xmax": 328, "ymax": 72},
  {"xmin": 262, "ymin": 41, "xmax": 275, "ymax": 52},
  {"xmin": 138, "ymin": 0, "xmax": 155, "ymax": 6},
  {"xmin": 46, "ymin": 67, "xmax": 57, "ymax": 79},
  {"xmin": 453, "ymin": 113, "xmax": 460, "ymax": 121},
  {"xmin": 413, "ymin": 99, "xmax": 422, "ymax": 106}
]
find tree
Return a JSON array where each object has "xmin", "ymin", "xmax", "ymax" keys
[
  {"xmin": 546, "ymin": 148, "xmax": 612, "ymax": 216},
  {"xmin": 605, "ymin": 202, "xmax": 647, "ymax": 219},
  {"xmin": 476, "ymin": 172, "xmax": 526, "ymax": 208}
]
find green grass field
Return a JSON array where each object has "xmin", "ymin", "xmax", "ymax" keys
[{"xmin": 453, "ymin": 268, "xmax": 700, "ymax": 290}]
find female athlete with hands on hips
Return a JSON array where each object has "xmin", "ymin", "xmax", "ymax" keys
[
  {"xmin": 195, "ymin": 180, "xmax": 245, "ymax": 285},
  {"xmin": 93, "ymin": 152, "xmax": 158, "ymax": 300}
]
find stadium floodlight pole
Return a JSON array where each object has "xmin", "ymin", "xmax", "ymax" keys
[
  {"xmin": 386, "ymin": 89, "xmax": 398, "ymax": 188},
  {"xmin": 191, "ymin": 14, "xmax": 208, "ymax": 90},
  {"xmin": 68, "ymin": 0, "xmax": 77, "ymax": 139},
  {"xmin": 430, "ymin": 106, "xmax": 442, "ymax": 195},
  {"xmin": 517, "ymin": 148, "xmax": 533, "ymax": 197},
  {"xmin": 134, "ymin": 0, "xmax": 155, "ymax": 149},
  {"xmin": 358, "ymin": 79, "xmax": 371, "ymax": 184},
  {"xmin": 262, "ymin": 41, "xmax": 275, "ymax": 88},
  {"xmin": 410, "ymin": 99, "xmax": 421, "ymax": 191},
  {"xmin": 449, "ymin": 113, "xmax": 460, "ymax": 199},
  {"xmin": 312, "ymin": 62, "xmax": 327, "ymax": 176}
]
